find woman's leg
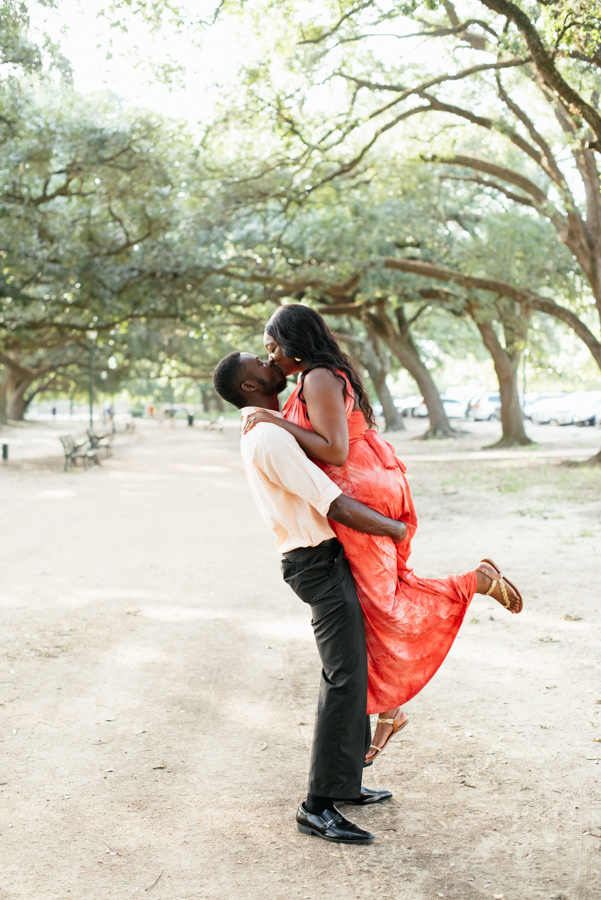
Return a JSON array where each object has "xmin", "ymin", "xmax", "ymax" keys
[
  {"xmin": 475, "ymin": 562, "xmax": 522, "ymax": 613},
  {"xmin": 365, "ymin": 707, "xmax": 409, "ymax": 762}
]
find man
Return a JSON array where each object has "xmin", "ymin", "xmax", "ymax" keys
[{"xmin": 213, "ymin": 351, "xmax": 408, "ymax": 845}]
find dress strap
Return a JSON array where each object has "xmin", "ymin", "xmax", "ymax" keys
[{"xmin": 298, "ymin": 365, "xmax": 355, "ymax": 415}]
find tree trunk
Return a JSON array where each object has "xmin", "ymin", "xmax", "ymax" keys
[
  {"xmin": 369, "ymin": 364, "xmax": 405, "ymax": 432},
  {"xmin": 213, "ymin": 390, "xmax": 224, "ymax": 413},
  {"xmin": 0, "ymin": 367, "xmax": 8, "ymax": 423},
  {"xmin": 357, "ymin": 328, "xmax": 405, "ymax": 431},
  {"xmin": 200, "ymin": 386, "xmax": 211, "ymax": 413},
  {"xmin": 366, "ymin": 306, "xmax": 456, "ymax": 438},
  {"xmin": 475, "ymin": 320, "xmax": 532, "ymax": 447},
  {"xmin": 6, "ymin": 368, "xmax": 37, "ymax": 420}
]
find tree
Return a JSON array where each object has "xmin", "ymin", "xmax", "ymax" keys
[
  {"xmin": 340, "ymin": 323, "xmax": 405, "ymax": 431},
  {"xmin": 191, "ymin": 168, "xmax": 461, "ymax": 436},
  {"xmin": 197, "ymin": 156, "xmax": 574, "ymax": 443},
  {"xmin": 0, "ymin": 0, "xmax": 71, "ymax": 79},
  {"xmin": 211, "ymin": 0, "xmax": 601, "ymax": 456},
  {"xmin": 0, "ymin": 79, "xmax": 243, "ymax": 420}
]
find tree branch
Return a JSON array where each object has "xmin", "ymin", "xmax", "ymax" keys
[
  {"xmin": 298, "ymin": 1, "xmax": 376, "ymax": 44},
  {"xmin": 382, "ymin": 256, "xmax": 601, "ymax": 365},
  {"xmin": 441, "ymin": 172, "xmax": 536, "ymax": 207},
  {"xmin": 340, "ymin": 57, "xmax": 528, "ymax": 99},
  {"xmin": 495, "ymin": 70, "xmax": 569, "ymax": 190},
  {"xmin": 433, "ymin": 154, "xmax": 550, "ymax": 205},
  {"xmin": 478, "ymin": 0, "xmax": 601, "ymax": 144}
]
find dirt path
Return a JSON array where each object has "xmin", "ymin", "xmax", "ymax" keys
[{"xmin": 0, "ymin": 420, "xmax": 600, "ymax": 900}]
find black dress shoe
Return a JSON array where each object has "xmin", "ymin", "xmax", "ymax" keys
[
  {"xmin": 296, "ymin": 804, "xmax": 375, "ymax": 844},
  {"xmin": 335, "ymin": 786, "xmax": 393, "ymax": 807}
]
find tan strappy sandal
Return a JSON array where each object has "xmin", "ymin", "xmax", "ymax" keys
[
  {"xmin": 477, "ymin": 558, "xmax": 523, "ymax": 614},
  {"xmin": 366, "ymin": 709, "xmax": 409, "ymax": 762}
]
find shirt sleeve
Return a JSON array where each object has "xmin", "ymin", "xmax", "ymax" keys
[{"xmin": 251, "ymin": 424, "xmax": 342, "ymax": 516}]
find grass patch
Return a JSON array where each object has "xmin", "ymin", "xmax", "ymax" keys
[{"xmin": 427, "ymin": 459, "xmax": 601, "ymax": 504}]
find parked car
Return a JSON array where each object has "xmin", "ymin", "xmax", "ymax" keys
[
  {"xmin": 413, "ymin": 397, "xmax": 466, "ymax": 419},
  {"xmin": 441, "ymin": 397, "xmax": 467, "ymax": 419},
  {"xmin": 395, "ymin": 395, "xmax": 424, "ymax": 417},
  {"xmin": 529, "ymin": 395, "xmax": 566, "ymax": 424},
  {"xmin": 530, "ymin": 391, "xmax": 601, "ymax": 425},
  {"xmin": 549, "ymin": 391, "xmax": 601, "ymax": 426},
  {"xmin": 523, "ymin": 392, "xmax": 565, "ymax": 420},
  {"xmin": 467, "ymin": 391, "xmax": 501, "ymax": 421},
  {"xmin": 574, "ymin": 395, "xmax": 601, "ymax": 426}
]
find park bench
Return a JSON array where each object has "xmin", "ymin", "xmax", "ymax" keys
[
  {"xmin": 202, "ymin": 415, "xmax": 224, "ymax": 432},
  {"xmin": 59, "ymin": 435, "xmax": 99, "ymax": 472},
  {"xmin": 87, "ymin": 429, "xmax": 113, "ymax": 458}
]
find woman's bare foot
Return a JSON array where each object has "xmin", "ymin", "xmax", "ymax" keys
[
  {"xmin": 365, "ymin": 707, "xmax": 409, "ymax": 762},
  {"xmin": 476, "ymin": 559, "xmax": 523, "ymax": 614}
]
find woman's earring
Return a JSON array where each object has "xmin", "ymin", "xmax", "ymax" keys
[{"xmin": 295, "ymin": 358, "xmax": 302, "ymax": 363}]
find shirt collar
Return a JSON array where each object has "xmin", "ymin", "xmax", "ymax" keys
[{"xmin": 240, "ymin": 406, "xmax": 284, "ymax": 420}]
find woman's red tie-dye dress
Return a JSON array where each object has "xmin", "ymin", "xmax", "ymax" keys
[{"xmin": 283, "ymin": 371, "xmax": 477, "ymax": 714}]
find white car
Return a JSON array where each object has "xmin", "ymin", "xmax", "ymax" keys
[
  {"xmin": 523, "ymin": 393, "xmax": 565, "ymax": 420},
  {"xmin": 531, "ymin": 391, "xmax": 601, "ymax": 425},
  {"xmin": 442, "ymin": 398, "xmax": 467, "ymax": 419},
  {"xmin": 395, "ymin": 395, "xmax": 424, "ymax": 417},
  {"xmin": 574, "ymin": 398, "xmax": 601, "ymax": 426},
  {"xmin": 530, "ymin": 395, "xmax": 567, "ymax": 424},
  {"xmin": 547, "ymin": 391, "xmax": 601, "ymax": 426},
  {"xmin": 571, "ymin": 393, "xmax": 601, "ymax": 426},
  {"xmin": 414, "ymin": 397, "xmax": 466, "ymax": 419},
  {"xmin": 467, "ymin": 392, "xmax": 501, "ymax": 421}
]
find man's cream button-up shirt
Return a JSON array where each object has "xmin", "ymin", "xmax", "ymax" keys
[{"xmin": 240, "ymin": 407, "xmax": 342, "ymax": 554}]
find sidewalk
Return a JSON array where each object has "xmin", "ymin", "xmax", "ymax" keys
[{"xmin": 0, "ymin": 421, "xmax": 599, "ymax": 899}]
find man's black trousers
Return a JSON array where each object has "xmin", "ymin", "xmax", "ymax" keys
[{"xmin": 281, "ymin": 538, "xmax": 371, "ymax": 799}]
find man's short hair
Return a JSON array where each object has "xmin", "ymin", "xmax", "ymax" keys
[{"xmin": 213, "ymin": 351, "xmax": 246, "ymax": 408}]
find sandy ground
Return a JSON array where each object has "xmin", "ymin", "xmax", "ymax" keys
[{"xmin": 1, "ymin": 417, "xmax": 600, "ymax": 900}]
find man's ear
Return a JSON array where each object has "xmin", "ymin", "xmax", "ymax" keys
[{"xmin": 240, "ymin": 379, "xmax": 258, "ymax": 395}]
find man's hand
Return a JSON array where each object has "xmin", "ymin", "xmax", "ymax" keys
[
  {"xmin": 389, "ymin": 520, "xmax": 408, "ymax": 544},
  {"xmin": 328, "ymin": 494, "xmax": 408, "ymax": 543}
]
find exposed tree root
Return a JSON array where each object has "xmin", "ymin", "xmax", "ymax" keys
[
  {"xmin": 483, "ymin": 435, "xmax": 535, "ymax": 449},
  {"xmin": 561, "ymin": 449, "xmax": 601, "ymax": 467},
  {"xmin": 418, "ymin": 426, "xmax": 464, "ymax": 440}
]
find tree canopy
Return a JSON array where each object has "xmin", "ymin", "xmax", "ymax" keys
[{"xmin": 1, "ymin": 0, "xmax": 600, "ymax": 457}]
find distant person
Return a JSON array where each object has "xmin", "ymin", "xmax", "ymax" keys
[
  {"xmin": 213, "ymin": 352, "xmax": 409, "ymax": 844},
  {"xmin": 149, "ymin": 404, "xmax": 155, "ymax": 418},
  {"xmin": 234, "ymin": 304, "xmax": 524, "ymax": 765},
  {"xmin": 169, "ymin": 406, "xmax": 176, "ymax": 428},
  {"xmin": 52, "ymin": 406, "xmax": 56, "ymax": 417},
  {"xmin": 158, "ymin": 407, "xmax": 165, "ymax": 428}
]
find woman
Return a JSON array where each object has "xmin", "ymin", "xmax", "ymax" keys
[{"xmin": 243, "ymin": 304, "xmax": 523, "ymax": 762}]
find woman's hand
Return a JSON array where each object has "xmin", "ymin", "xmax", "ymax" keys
[{"xmin": 241, "ymin": 408, "xmax": 285, "ymax": 435}]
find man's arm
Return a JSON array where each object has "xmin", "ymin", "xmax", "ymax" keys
[
  {"xmin": 328, "ymin": 494, "xmax": 407, "ymax": 544},
  {"xmin": 252, "ymin": 424, "xmax": 407, "ymax": 542}
]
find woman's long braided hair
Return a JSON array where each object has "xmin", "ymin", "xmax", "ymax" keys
[{"xmin": 265, "ymin": 304, "xmax": 378, "ymax": 429}]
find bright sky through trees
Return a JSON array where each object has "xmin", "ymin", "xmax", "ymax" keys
[
  {"xmin": 28, "ymin": 0, "xmax": 434, "ymax": 126},
  {"xmin": 28, "ymin": 0, "xmax": 246, "ymax": 122}
]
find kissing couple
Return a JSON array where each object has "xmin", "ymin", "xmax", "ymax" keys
[{"xmin": 213, "ymin": 303, "xmax": 523, "ymax": 844}]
